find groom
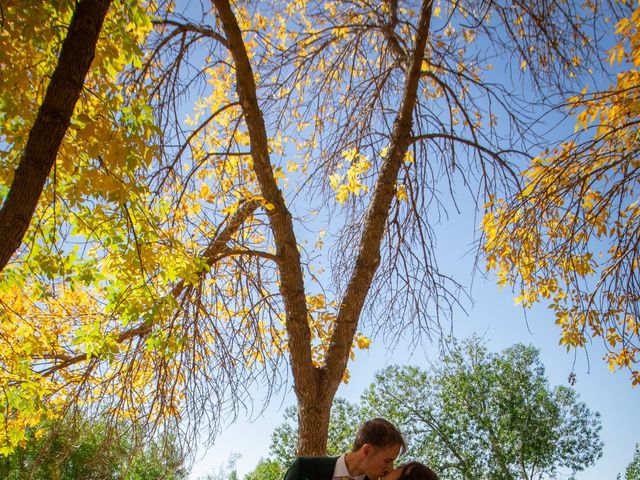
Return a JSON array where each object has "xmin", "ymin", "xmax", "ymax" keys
[{"xmin": 283, "ymin": 417, "xmax": 406, "ymax": 480}]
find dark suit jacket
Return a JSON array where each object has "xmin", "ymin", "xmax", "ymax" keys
[{"xmin": 283, "ymin": 456, "xmax": 370, "ymax": 480}]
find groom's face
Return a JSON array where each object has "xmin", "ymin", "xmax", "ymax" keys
[{"xmin": 362, "ymin": 443, "xmax": 401, "ymax": 479}]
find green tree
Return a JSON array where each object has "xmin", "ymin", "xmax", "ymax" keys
[
  {"xmin": 0, "ymin": 416, "xmax": 187, "ymax": 479},
  {"xmin": 267, "ymin": 338, "xmax": 602, "ymax": 480},
  {"xmin": 365, "ymin": 340, "xmax": 602, "ymax": 480},
  {"xmin": 625, "ymin": 444, "xmax": 640, "ymax": 480},
  {"xmin": 243, "ymin": 459, "xmax": 283, "ymax": 480}
]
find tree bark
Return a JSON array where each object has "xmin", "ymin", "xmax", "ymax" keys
[
  {"xmin": 323, "ymin": 0, "xmax": 435, "ymax": 401},
  {"xmin": 297, "ymin": 391, "xmax": 333, "ymax": 456},
  {"xmin": 211, "ymin": 0, "xmax": 316, "ymax": 441},
  {"xmin": 0, "ymin": 0, "xmax": 112, "ymax": 272}
]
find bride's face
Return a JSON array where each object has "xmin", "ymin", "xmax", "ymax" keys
[{"xmin": 381, "ymin": 467, "xmax": 404, "ymax": 480}]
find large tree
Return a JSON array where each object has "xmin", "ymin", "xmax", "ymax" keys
[
  {"xmin": 0, "ymin": 0, "xmax": 160, "ymax": 453},
  {"xmin": 0, "ymin": 0, "xmax": 622, "ymax": 458},
  {"xmin": 143, "ymin": 0, "xmax": 615, "ymax": 455},
  {"xmin": 365, "ymin": 343, "xmax": 602, "ymax": 480},
  {"xmin": 482, "ymin": 2, "xmax": 640, "ymax": 385},
  {"xmin": 262, "ymin": 339, "xmax": 603, "ymax": 480}
]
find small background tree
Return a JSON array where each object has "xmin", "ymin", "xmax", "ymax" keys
[
  {"xmin": 243, "ymin": 459, "xmax": 283, "ymax": 480},
  {"xmin": 624, "ymin": 444, "xmax": 640, "ymax": 480},
  {"xmin": 0, "ymin": 415, "xmax": 186, "ymax": 480}
]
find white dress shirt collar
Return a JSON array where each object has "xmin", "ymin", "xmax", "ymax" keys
[{"xmin": 333, "ymin": 453, "xmax": 366, "ymax": 480}]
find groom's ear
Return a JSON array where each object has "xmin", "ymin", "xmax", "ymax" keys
[{"xmin": 361, "ymin": 444, "xmax": 373, "ymax": 457}]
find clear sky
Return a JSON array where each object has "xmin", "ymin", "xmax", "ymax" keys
[{"xmin": 188, "ymin": 207, "xmax": 640, "ymax": 479}]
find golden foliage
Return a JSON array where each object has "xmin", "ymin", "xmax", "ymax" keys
[
  {"xmin": 483, "ymin": 3, "xmax": 640, "ymax": 386},
  {"xmin": 0, "ymin": 0, "xmax": 618, "ymax": 456}
]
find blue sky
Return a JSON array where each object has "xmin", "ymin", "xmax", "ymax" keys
[{"xmin": 188, "ymin": 205, "xmax": 640, "ymax": 479}]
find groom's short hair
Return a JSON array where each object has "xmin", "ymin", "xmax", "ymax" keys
[{"xmin": 352, "ymin": 417, "xmax": 406, "ymax": 453}]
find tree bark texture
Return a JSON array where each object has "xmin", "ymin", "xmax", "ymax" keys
[
  {"xmin": 297, "ymin": 393, "xmax": 333, "ymax": 456},
  {"xmin": 0, "ymin": 0, "xmax": 112, "ymax": 272}
]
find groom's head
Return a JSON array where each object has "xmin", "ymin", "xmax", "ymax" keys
[{"xmin": 350, "ymin": 418, "xmax": 405, "ymax": 479}]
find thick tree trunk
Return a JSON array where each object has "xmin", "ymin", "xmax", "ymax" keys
[
  {"xmin": 298, "ymin": 396, "xmax": 333, "ymax": 456},
  {"xmin": 0, "ymin": 0, "xmax": 112, "ymax": 272},
  {"xmin": 297, "ymin": 389, "xmax": 333, "ymax": 456}
]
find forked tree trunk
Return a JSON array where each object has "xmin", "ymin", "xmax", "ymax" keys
[{"xmin": 212, "ymin": 0, "xmax": 434, "ymax": 456}]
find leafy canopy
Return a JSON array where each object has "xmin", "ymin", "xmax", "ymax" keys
[
  {"xmin": 0, "ymin": 0, "xmax": 622, "ymax": 458},
  {"xmin": 0, "ymin": 0, "xmax": 162, "ymax": 454},
  {"xmin": 483, "ymin": 1, "xmax": 640, "ymax": 385}
]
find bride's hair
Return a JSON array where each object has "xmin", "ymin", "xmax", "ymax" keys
[{"xmin": 399, "ymin": 461, "xmax": 439, "ymax": 480}]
